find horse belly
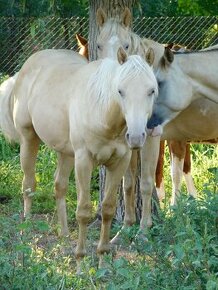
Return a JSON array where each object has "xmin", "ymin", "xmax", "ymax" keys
[{"xmin": 28, "ymin": 98, "xmax": 72, "ymax": 154}]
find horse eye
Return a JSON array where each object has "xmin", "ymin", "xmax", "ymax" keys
[
  {"xmin": 148, "ymin": 89, "xmax": 155, "ymax": 96},
  {"xmin": 124, "ymin": 44, "xmax": 129, "ymax": 50},
  {"xmin": 118, "ymin": 89, "xmax": 124, "ymax": 97},
  {"xmin": 97, "ymin": 44, "xmax": 102, "ymax": 50}
]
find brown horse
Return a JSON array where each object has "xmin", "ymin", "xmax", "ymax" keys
[
  {"xmin": 1, "ymin": 47, "xmax": 158, "ymax": 271},
  {"xmin": 75, "ymin": 33, "xmax": 88, "ymax": 59}
]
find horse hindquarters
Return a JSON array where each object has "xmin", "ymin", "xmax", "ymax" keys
[{"xmin": 19, "ymin": 128, "xmax": 40, "ymax": 215}]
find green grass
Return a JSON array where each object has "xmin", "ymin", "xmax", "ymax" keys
[{"xmin": 0, "ymin": 134, "xmax": 217, "ymax": 289}]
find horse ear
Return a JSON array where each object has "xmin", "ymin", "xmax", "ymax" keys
[
  {"xmin": 96, "ymin": 7, "xmax": 107, "ymax": 27},
  {"xmin": 146, "ymin": 48, "xmax": 155, "ymax": 66},
  {"xmin": 121, "ymin": 7, "xmax": 132, "ymax": 27},
  {"xmin": 160, "ymin": 47, "xmax": 174, "ymax": 69},
  {"xmin": 75, "ymin": 34, "xmax": 88, "ymax": 48},
  {"xmin": 117, "ymin": 47, "xmax": 127, "ymax": 64},
  {"xmin": 165, "ymin": 43, "xmax": 174, "ymax": 50}
]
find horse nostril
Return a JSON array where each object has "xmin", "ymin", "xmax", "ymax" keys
[
  {"xmin": 142, "ymin": 132, "xmax": 145, "ymax": 138},
  {"xmin": 126, "ymin": 133, "xmax": 130, "ymax": 140}
]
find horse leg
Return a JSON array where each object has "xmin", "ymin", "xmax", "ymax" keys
[
  {"xmin": 123, "ymin": 149, "xmax": 138, "ymax": 226},
  {"xmin": 183, "ymin": 143, "xmax": 197, "ymax": 198},
  {"xmin": 97, "ymin": 151, "xmax": 131, "ymax": 267},
  {"xmin": 169, "ymin": 140, "xmax": 186, "ymax": 205},
  {"xmin": 110, "ymin": 150, "xmax": 138, "ymax": 245},
  {"xmin": 20, "ymin": 128, "xmax": 40, "ymax": 216},
  {"xmin": 74, "ymin": 149, "xmax": 93, "ymax": 273},
  {"xmin": 140, "ymin": 136, "xmax": 160, "ymax": 232},
  {"xmin": 54, "ymin": 153, "xmax": 74, "ymax": 236},
  {"xmin": 155, "ymin": 140, "xmax": 165, "ymax": 201}
]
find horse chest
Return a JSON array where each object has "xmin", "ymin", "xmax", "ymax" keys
[{"xmin": 92, "ymin": 141, "xmax": 128, "ymax": 166}]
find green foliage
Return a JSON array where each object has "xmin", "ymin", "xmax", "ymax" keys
[
  {"xmin": 0, "ymin": 0, "xmax": 88, "ymax": 17},
  {"xmin": 1, "ymin": 0, "xmax": 218, "ymax": 17},
  {"xmin": 134, "ymin": 0, "xmax": 218, "ymax": 17},
  {"xmin": 0, "ymin": 135, "xmax": 217, "ymax": 289},
  {"xmin": 178, "ymin": 0, "xmax": 218, "ymax": 16}
]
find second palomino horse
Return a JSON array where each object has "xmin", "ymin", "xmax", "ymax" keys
[
  {"xmin": 96, "ymin": 8, "xmax": 218, "ymax": 243},
  {"xmin": 4, "ymin": 47, "xmax": 158, "ymax": 271},
  {"xmin": 142, "ymin": 46, "xmax": 218, "ymax": 224}
]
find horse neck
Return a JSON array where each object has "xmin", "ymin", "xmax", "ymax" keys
[
  {"xmin": 104, "ymin": 100, "xmax": 126, "ymax": 138},
  {"xmin": 175, "ymin": 51, "xmax": 218, "ymax": 102}
]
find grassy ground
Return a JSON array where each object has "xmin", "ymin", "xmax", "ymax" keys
[{"xmin": 0, "ymin": 134, "xmax": 217, "ymax": 289}]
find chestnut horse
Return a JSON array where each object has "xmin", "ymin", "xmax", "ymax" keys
[{"xmin": 1, "ymin": 47, "xmax": 158, "ymax": 271}]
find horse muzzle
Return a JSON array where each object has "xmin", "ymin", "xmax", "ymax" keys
[{"xmin": 125, "ymin": 132, "xmax": 146, "ymax": 149}]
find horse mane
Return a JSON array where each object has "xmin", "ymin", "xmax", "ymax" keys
[
  {"xmin": 129, "ymin": 32, "xmax": 147, "ymax": 57},
  {"xmin": 174, "ymin": 47, "xmax": 218, "ymax": 55},
  {"xmin": 87, "ymin": 56, "xmax": 158, "ymax": 111}
]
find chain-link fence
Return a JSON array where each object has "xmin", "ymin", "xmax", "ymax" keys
[{"xmin": 0, "ymin": 15, "xmax": 217, "ymax": 75}]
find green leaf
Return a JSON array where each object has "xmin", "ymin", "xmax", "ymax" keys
[
  {"xmin": 35, "ymin": 220, "xmax": 49, "ymax": 232},
  {"xmin": 117, "ymin": 268, "xmax": 130, "ymax": 278},
  {"xmin": 95, "ymin": 268, "xmax": 108, "ymax": 278}
]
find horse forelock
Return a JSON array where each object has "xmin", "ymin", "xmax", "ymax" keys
[
  {"xmin": 98, "ymin": 19, "xmax": 130, "ymax": 41},
  {"xmin": 117, "ymin": 55, "xmax": 158, "ymax": 95},
  {"xmin": 129, "ymin": 33, "xmax": 145, "ymax": 55}
]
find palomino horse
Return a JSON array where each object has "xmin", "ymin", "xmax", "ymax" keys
[
  {"xmin": 95, "ymin": 8, "xmax": 218, "ymax": 243},
  {"xmin": 0, "ymin": 49, "xmax": 88, "ymax": 236},
  {"xmin": 6, "ymin": 48, "xmax": 158, "ymax": 271},
  {"xmin": 96, "ymin": 9, "xmax": 160, "ymax": 235},
  {"xmin": 155, "ymin": 43, "xmax": 197, "ymax": 203},
  {"xmin": 140, "ymin": 46, "xmax": 218, "ymax": 225}
]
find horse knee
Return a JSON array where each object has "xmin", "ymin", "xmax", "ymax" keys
[
  {"xmin": 101, "ymin": 203, "xmax": 116, "ymax": 222},
  {"xmin": 140, "ymin": 178, "xmax": 154, "ymax": 196},
  {"xmin": 76, "ymin": 204, "xmax": 92, "ymax": 224},
  {"xmin": 54, "ymin": 180, "xmax": 68, "ymax": 199}
]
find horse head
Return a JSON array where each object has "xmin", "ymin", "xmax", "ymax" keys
[
  {"xmin": 115, "ymin": 47, "xmax": 158, "ymax": 148},
  {"xmin": 96, "ymin": 7, "xmax": 132, "ymax": 59}
]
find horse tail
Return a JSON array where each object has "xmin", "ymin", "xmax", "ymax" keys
[{"xmin": 0, "ymin": 73, "xmax": 19, "ymax": 142}]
